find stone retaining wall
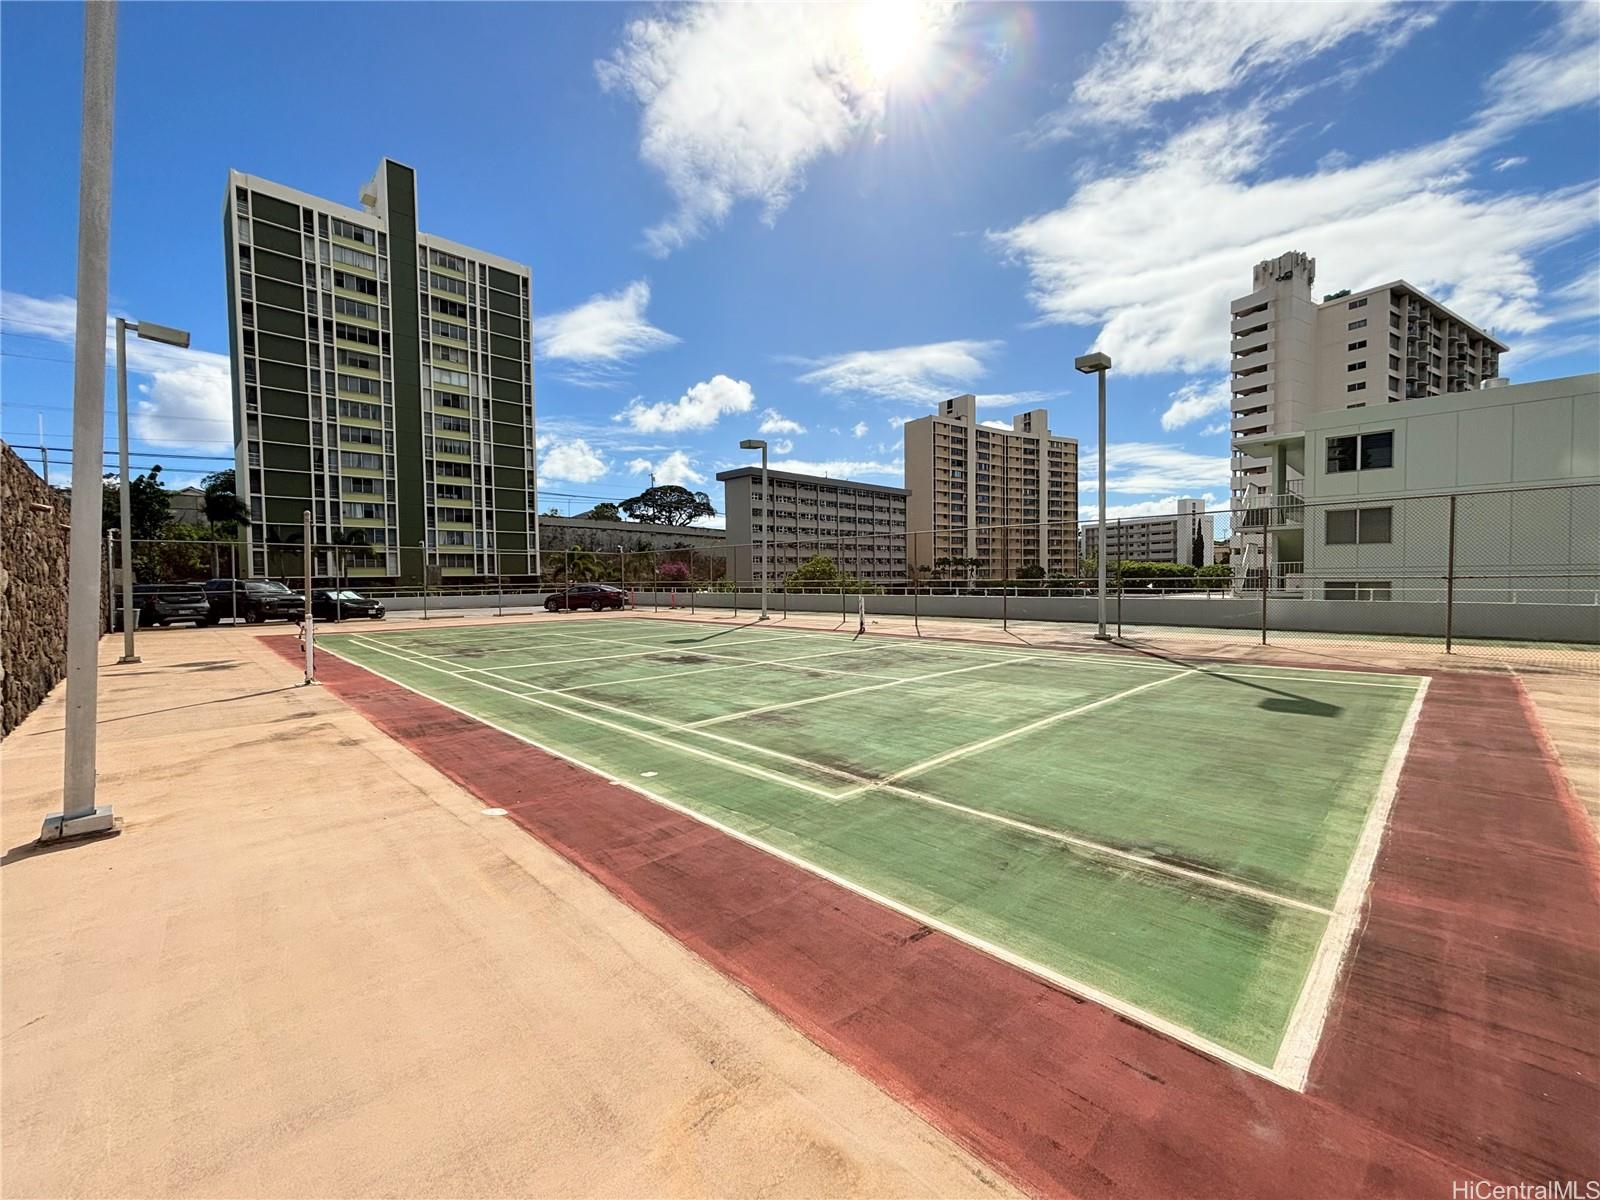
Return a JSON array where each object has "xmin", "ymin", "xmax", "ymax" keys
[{"xmin": 2, "ymin": 443, "xmax": 78, "ymax": 735}]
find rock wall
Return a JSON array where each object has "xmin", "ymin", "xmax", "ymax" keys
[{"xmin": 1, "ymin": 442, "xmax": 81, "ymax": 736}]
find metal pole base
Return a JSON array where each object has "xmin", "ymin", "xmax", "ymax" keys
[
  {"xmin": 116, "ymin": 655, "xmax": 141, "ymax": 665},
  {"xmin": 1092, "ymin": 632, "xmax": 1114, "ymax": 641},
  {"xmin": 38, "ymin": 806, "xmax": 119, "ymax": 844},
  {"xmin": 758, "ymin": 613, "xmax": 770, "ymax": 621}
]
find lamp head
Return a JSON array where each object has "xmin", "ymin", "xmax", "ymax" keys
[
  {"xmin": 1074, "ymin": 352, "xmax": 1111, "ymax": 374},
  {"xmin": 135, "ymin": 321, "xmax": 191, "ymax": 348},
  {"xmin": 739, "ymin": 438, "xmax": 767, "ymax": 451}
]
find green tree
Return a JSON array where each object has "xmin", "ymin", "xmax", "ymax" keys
[
  {"xmin": 782, "ymin": 554, "xmax": 871, "ymax": 594},
  {"xmin": 200, "ymin": 469, "xmax": 251, "ymax": 536},
  {"xmin": 1015, "ymin": 562, "xmax": 1045, "ymax": 581},
  {"xmin": 102, "ymin": 464, "xmax": 172, "ymax": 542},
  {"xmin": 140, "ymin": 521, "xmax": 211, "ymax": 584},
  {"xmin": 619, "ymin": 485, "xmax": 716, "ymax": 527},
  {"xmin": 580, "ymin": 502, "xmax": 623, "ymax": 521}
]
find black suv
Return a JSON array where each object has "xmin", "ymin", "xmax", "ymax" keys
[
  {"xmin": 203, "ymin": 578, "xmax": 305, "ymax": 624},
  {"xmin": 544, "ymin": 583, "xmax": 628, "ymax": 613},
  {"xmin": 113, "ymin": 583, "xmax": 212, "ymax": 630}
]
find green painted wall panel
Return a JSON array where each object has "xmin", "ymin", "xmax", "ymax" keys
[
  {"xmin": 253, "ymin": 277, "xmax": 304, "ymax": 312},
  {"xmin": 256, "ymin": 332, "xmax": 306, "ymax": 366},
  {"xmin": 492, "ymin": 443, "xmax": 525, "ymax": 468},
  {"xmin": 264, "ymin": 469, "xmax": 313, "ymax": 499},
  {"xmin": 487, "ymin": 288, "xmax": 520, "ymax": 317},
  {"xmin": 490, "ymin": 354, "xmax": 521, "ymax": 382},
  {"xmin": 260, "ymin": 360, "xmax": 307, "ymax": 392},
  {"xmin": 252, "ymin": 248, "xmax": 302, "ymax": 285},
  {"xmin": 261, "ymin": 414, "xmax": 308, "ymax": 445},
  {"xmin": 490, "ymin": 311, "xmax": 520, "ymax": 338},
  {"xmin": 487, "ymin": 266, "xmax": 521, "ymax": 293},
  {"xmin": 255, "ymin": 304, "xmax": 305, "ymax": 337},
  {"xmin": 251, "ymin": 191, "xmax": 300, "ymax": 230},
  {"xmin": 262, "ymin": 441, "xmax": 308, "ymax": 471},
  {"xmin": 490, "ymin": 377, "xmax": 523, "ymax": 403},
  {"xmin": 384, "ymin": 161, "xmax": 425, "ymax": 583},
  {"xmin": 251, "ymin": 219, "xmax": 301, "ymax": 257},
  {"xmin": 259, "ymin": 387, "xmax": 309, "ymax": 418}
]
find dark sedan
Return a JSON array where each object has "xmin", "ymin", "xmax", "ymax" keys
[
  {"xmin": 544, "ymin": 584, "xmax": 628, "ymax": 612},
  {"xmin": 310, "ymin": 589, "xmax": 386, "ymax": 621}
]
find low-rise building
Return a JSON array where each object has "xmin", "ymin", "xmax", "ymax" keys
[
  {"xmin": 716, "ymin": 467, "xmax": 908, "ymax": 583},
  {"xmin": 1080, "ymin": 499, "xmax": 1214, "ymax": 566},
  {"xmin": 1234, "ymin": 373, "xmax": 1598, "ymax": 602}
]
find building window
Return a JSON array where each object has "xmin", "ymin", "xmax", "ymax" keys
[
  {"xmin": 1358, "ymin": 429, "xmax": 1393, "ymax": 468},
  {"xmin": 331, "ymin": 217, "xmax": 375, "ymax": 246},
  {"xmin": 1326, "ymin": 581, "xmax": 1392, "ymax": 601},
  {"xmin": 1348, "ymin": 360, "xmax": 1367, "ymax": 371},
  {"xmin": 334, "ymin": 297, "xmax": 378, "ymax": 321},
  {"xmin": 1348, "ymin": 297, "xmax": 1368, "ymax": 309},
  {"xmin": 331, "ymin": 244, "xmax": 377, "ymax": 271},
  {"xmin": 1346, "ymin": 382, "xmax": 1366, "ymax": 393},
  {"xmin": 1348, "ymin": 318, "xmax": 1367, "ymax": 330},
  {"xmin": 1347, "ymin": 340, "xmax": 1367, "ymax": 351},
  {"xmin": 333, "ymin": 270, "xmax": 378, "ymax": 297},
  {"xmin": 1325, "ymin": 506, "xmax": 1393, "ymax": 545}
]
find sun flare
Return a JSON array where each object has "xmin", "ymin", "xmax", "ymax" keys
[{"xmin": 852, "ymin": 1, "xmax": 940, "ymax": 86}]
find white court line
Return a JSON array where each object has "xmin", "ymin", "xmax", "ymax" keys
[
  {"xmin": 875, "ymin": 782, "xmax": 1331, "ymax": 916},
  {"xmin": 1271, "ymin": 675, "xmax": 1430, "ymax": 1090},
  {"xmin": 625, "ymin": 616, "xmax": 1427, "ymax": 687},
  {"xmin": 319, "ymin": 641, "xmax": 1299, "ymax": 1090},
  {"xmin": 461, "ymin": 640, "xmax": 901, "ymax": 681},
  {"xmin": 345, "ymin": 634, "xmax": 1321, "ymax": 914},
  {"xmin": 347, "ymin": 635, "xmax": 855, "ymax": 795},
  {"xmin": 553, "ymin": 644, "xmax": 909, "ymax": 693},
  {"xmin": 853, "ymin": 667, "xmax": 1201, "ymax": 792},
  {"xmin": 683, "ymin": 656, "xmax": 1041, "ymax": 729},
  {"xmin": 439, "ymin": 634, "xmax": 836, "ymax": 675}
]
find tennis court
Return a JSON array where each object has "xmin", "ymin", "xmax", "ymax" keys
[{"xmin": 318, "ymin": 615, "xmax": 1428, "ymax": 1088}]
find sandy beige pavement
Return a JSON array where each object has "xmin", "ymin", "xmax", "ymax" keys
[{"xmin": 1, "ymin": 625, "xmax": 1015, "ymax": 1199}]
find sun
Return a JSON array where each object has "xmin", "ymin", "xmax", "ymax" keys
[{"xmin": 851, "ymin": 1, "xmax": 940, "ymax": 86}]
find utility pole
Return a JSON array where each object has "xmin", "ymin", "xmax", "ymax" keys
[{"xmin": 45, "ymin": 0, "xmax": 119, "ymax": 843}]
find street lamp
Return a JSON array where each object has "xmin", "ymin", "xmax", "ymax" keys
[
  {"xmin": 115, "ymin": 316, "xmax": 191, "ymax": 664},
  {"xmin": 1074, "ymin": 351, "xmax": 1112, "ymax": 640},
  {"xmin": 739, "ymin": 438, "xmax": 769, "ymax": 620}
]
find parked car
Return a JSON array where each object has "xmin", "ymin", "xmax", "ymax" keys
[
  {"xmin": 310, "ymin": 589, "xmax": 385, "ymax": 621},
  {"xmin": 544, "ymin": 583, "xmax": 628, "ymax": 613},
  {"xmin": 202, "ymin": 578, "xmax": 305, "ymax": 625},
  {"xmin": 113, "ymin": 583, "xmax": 211, "ymax": 630}
]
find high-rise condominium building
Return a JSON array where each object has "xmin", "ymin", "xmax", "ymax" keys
[
  {"xmin": 903, "ymin": 395, "xmax": 1078, "ymax": 578},
  {"xmin": 716, "ymin": 467, "xmax": 908, "ymax": 583},
  {"xmin": 1080, "ymin": 499, "xmax": 1214, "ymax": 566},
  {"xmin": 224, "ymin": 158, "xmax": 536, "ymax": 584},
  {"xmin": 1230, "ymin": 251, "xmax": 1506, "ymax": 507}
]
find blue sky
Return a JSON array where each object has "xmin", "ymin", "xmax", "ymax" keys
[{"xmin": 3, "ymin": 1, "xmax": 1596, "ymax": 522}]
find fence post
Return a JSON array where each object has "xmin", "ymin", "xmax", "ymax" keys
[
  {"xmin": 1260, "ymin": 525, "xmax": 1269, "ymax": 646},
  {"xmin": 1116, "ymin": 562, "xmax": 1123, "ymax": 639},
  {"xmin": 840, "ymin": 586, "xmax": 846, "ymax": 627},
  {"xmin": 913, "ymin": 585, "xmax": 919, "ymax": 636},
  {"xmin": 1445, "ymin": 493, "xmax": 1457, "ymax": 653},
  {"xmin": 496, "ymin": 567, "xmax": 504, "ymax": 618},
  {"xmin": 1002, "ymin": 586, "xmax": 1008, "ymax": 632},
  {"xmin": 783, "ymin": 588, "xmax": 788, "ymax": 621}
]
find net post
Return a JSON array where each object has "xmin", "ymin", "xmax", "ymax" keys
[
  {"xmin": 1445, "ymin": 493, "xmax": 1457, "ymax": 653},
  {"xmin": 1260, "ymin": 524, "xmax": 1269, "ymax": 646},
  {"xmin": 857, "ymin": 592, "xmax": 866, "ymax": 635},
  {"xmin": 1002, "ymin": 586, "xmax": 1008, "ymax": 632},
  {"xmin": 301, "ymin": 510, "xmax": 316, "ymax": 685},
  {"xmin": 1116, "ymin": 557, "xmax": 1123, "ymax": 640},
  {"xmin": 496, "ymin": 565, "xmax": 504, "ymax": 618},
  {"xmin": 913, "ymin": 584, "xmax": 919, "ymax": 636},
  {"xmin": 783, "ymin": 587, "xmax": 788, "ymax": 621}
]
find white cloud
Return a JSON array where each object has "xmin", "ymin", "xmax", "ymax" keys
[
  {"xmin": 539, "ymin": 437, "xmax": 609, "ymax": 484},
  {"xmin": 1078, "ymin": 443, "xmax": 1232, "ymax": 496},
  {"xmin": 795, "ymin": 338, "xmax": 1000, "ymax": 402},
  {"xmin": 1, "ymin": 291, "xmax": 231, "ymax": 450},
  {"xmin": 1160, "ymin": 378, "xmax": 1232, "ymax": 431},
  {"xmin": 979, "ymin": 419, "xmax": 1012, "ymax": 431},
  {"xmin": 767, "ymin": 457, "xmax": 904, "ymax": 479},
  {"xmin": 616, "ymin": 373, "xmax": 755, "ymax": 433},
  {"xmin": 626, "ymin": 449, "xmax": 706, "ymax": 487},
  {"xmin": 597, "ymin": 2, "xmax": 956, "ymax": 253},
  {"xmin": 1042, "ymin": 1, "xmax": 1433, "ymax": 136},
  {"xmin": 993, "ymin": 17, "xmax": 1600, "ymax": 379},
  {"xmin": 851, "ymin": 420, "xmax": 869, "ymax": 438},
  {"xmin": 758, "ymin": 407, "xmax": 806, "ymax": 435},
  {"xmin": 538, "ymin": 280, "xmax": 678, "ymax": 367},
  {"xmin": 771, "ymin": 438, "xmax": 794, "ymax": 455},
  {"xmin": 1493, "ymin": 156, "xmax": 1529, "ymax": 172}
]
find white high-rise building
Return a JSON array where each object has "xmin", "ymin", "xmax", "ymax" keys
[{"xmin": 1230, "ymin": 252, "xmax": 1506, "ymax": 506}]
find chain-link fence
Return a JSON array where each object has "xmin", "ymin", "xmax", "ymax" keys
[{"xmin": 110, "ymin": 481, "xmax": 1597, "ymax": 669}]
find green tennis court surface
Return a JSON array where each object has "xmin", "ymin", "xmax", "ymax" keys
[{"xmin": 318, "ymin": 617, "xmax": 1426, "ymax": 1085}]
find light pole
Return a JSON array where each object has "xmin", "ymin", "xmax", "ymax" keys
[
  {"xmin": 115, "ymin": 316, "xmax": 191, "ymax": 664},
  {"xmin": 739, "ymin": 438, "xmax": 769, "ymax": 620},
  {"xmin": 46, "ymin": 0, "xmax": 117, "ymax": 845},
  {"xmin": 1074, "ymin": 352, "xmax": 1112, "ymax": 640}
]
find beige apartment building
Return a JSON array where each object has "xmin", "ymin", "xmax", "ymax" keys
[
  {"xmin": 716, "ymin": 467, "xmax": 908, "ymax": 583},
  {"xmin": 903, "ymin": 395, "xmax": 1078, "ymax": 578},
  {"xmin": 1230, "ymin": 251, "xmax": 1506, "ymax": 507}
]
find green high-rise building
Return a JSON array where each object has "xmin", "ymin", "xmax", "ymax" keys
[{"xmin": 223, "ymin": 158, "xmax": 537, "ymax": 585}]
